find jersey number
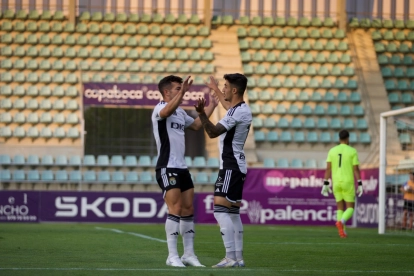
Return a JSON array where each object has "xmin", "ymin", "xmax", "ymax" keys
[{"xmin": 338, "ymin": 154, "xmax": 342, "ymax": 168}]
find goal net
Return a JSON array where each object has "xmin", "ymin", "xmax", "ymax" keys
[{"xmin": 379, "ymin": 106, "xmax": 414, "ymax": 234}]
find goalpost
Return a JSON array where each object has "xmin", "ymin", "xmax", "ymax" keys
[{"xmin": 379, "ymin": 106, "xmax": 414, "ymax": 234}]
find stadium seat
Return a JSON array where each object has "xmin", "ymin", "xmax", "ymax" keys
[
  {"xmin": 291, "ymin": 159, "xmax": 303, "ymax": 168},
  {"xmin": 12, "ymin": 170, "xmax": 25, "ymax": 181},
  {"xmin": 293, "ymin": 132, "xmax": 305, "ymax": 143},
  {"xmin": 306, "ymin": 132, "xmax": 318, "ymax": 143},
  {"xmin": 305, "ymin": 159, "xmax": 318, "ymax": 169},
  {"xmin": 280, "ymin": 131, "xmax": 292, "ymax": 142},
  {"xmin": 277, "ymin": 159, "xmax": 289, "ymax": 168},
  {"xmin": 291, "ymin": 118, "xmax": 302, "ymax": 129},
  {"xmin": 330, "ymin": 118, "xmax": 342, "ymax": 129},
  {"xmin": 263, "ymin": 158, "xmax": 276, "ymax": 168},
  {"xmin": 265, "ymin": 131, "xmax": 278, "ymax": 142},
  {"xmin": 139, "ymin": 171, "xmax": 153, "ymax": 183},
  {"xmin": 83, "ymin": 171, "xmax": 96, "ymax": 182},
  {"xmin": 264, "ymin": 118, "xmax": 277, "ymax": 128},
  {"xmin": 254, "ymin": 131, "xmax": 265, "ymax": 142},
  {"xmin": 320, "ymin": 132, "xmax": 332, "ymax": 143},
  {"xmin": 27, "ymin": 155, "xmax": 39, "ymax": 166}
]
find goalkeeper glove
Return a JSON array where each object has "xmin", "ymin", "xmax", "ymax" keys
[
  {"xmin": 357, "ymin": 180, "xmax": 363, "ymax": 197},
  {"xmin": 321, "ymin": 180, "xmax": 332, "ymax": 197}
]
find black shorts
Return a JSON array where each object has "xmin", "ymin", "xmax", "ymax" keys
[
  {"xmin": 156, "ymin": 168, "xmax": 194, "ymax": 198},
  {"xmin": 403, "ymin": 200, "xmax": 414, "ymax": 211},
  {"xmin": 213, "ymin": 169, "xmax": 246, "ymax": 203}
]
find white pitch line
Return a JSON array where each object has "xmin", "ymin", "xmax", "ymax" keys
[
  {"xmin": 95, "ymin": 227, "xmax": 166, "ymax": 243},
  {"xmin": 0, "ymin": 268, "xmax": 411, "ymax": 273}
]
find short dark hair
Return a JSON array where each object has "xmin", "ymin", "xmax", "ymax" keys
[
  {"xmin": 339, "ymin": 129, "xmax": 350, "ymax": 140},
  {"xmin": 224, "ymin": 73, "xmax": 247, "ymax": 96},
  {"xmin": 158, "ymin": 75, "xmax": 183, "ymax": 96}
]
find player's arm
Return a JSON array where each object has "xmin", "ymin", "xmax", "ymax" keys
[
  {"xmin": 194, "ymin": 98, "xmax": 227, "ymax": 138},
  {"xmin": 324, "ymin": 162, "xmax": 332, "ymax": 180},
  {"xmin": 187, "ymin": 94, "xmax": 219, "ymax": 131},
  {"xmin": 205, "ymin": 76, "xmax": 231, "ymax": 110},
  {"xmin": 159, "ymin": 76, "xmax": 193, "ymax": 118}
]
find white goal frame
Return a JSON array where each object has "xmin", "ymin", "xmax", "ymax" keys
[{"xmin": 379, "ymin": 105, "xmax": 414, "ymax": 234}]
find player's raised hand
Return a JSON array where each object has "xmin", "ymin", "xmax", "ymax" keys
[
  {"xmin": 181, "ymin": 76, "xmax": 193, "ymax": 93},
  {"xmin": 205, "ymin": 76, "xmax": 219, "ymax": 90},
  {"xmin": 194, "ymin": 98, "xmax": 206, "ymax": 114},
  {"xmin": 209, "ymin": 92, "xmax": 219, "ymax": 107}
]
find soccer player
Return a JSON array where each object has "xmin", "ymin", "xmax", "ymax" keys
[
  {"xmin": 400, "ymin": 172, "xmax": 414, "ymax": 230},
  {"xmin": 152, "ymin": 75, "xmax": 218, "ymax": 267},
  {"xmin": 195, "ymin": 73, "xmax": 252, "ymax": 268},
  {"xmin": 321, "ymin": 129, "xmax": 363, "ymax": 238}
]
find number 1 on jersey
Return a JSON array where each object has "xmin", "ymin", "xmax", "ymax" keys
[{"xmin": 338, "ymin": 154, "xmax": 342, "ymax": 168}]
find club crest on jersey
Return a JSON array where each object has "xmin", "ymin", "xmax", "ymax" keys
[{"xmin": 169, "ymin": 177, "xmax": 177, "ymax": 185}]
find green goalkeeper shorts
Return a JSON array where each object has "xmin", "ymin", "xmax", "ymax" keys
[{"xmin": 333, "ymin": 182, "xmax": 355, "ymax": 203}]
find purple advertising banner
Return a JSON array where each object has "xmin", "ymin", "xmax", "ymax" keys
[
  {"xmin": 0, "ymin": 168, "xmax": 379, "ymax": 225},
  {"xmin": 0, "ymin": 191, "xmax": 39, "ymax": 222},
  {"xmin": 83, "ymin": 83, "xmax": 210, "ymax": 107},
  {"xmin": 197, "ymin": 168, "xmax": 379, "ymax": 225}
]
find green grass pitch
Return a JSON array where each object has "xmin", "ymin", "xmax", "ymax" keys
[{"xmin": 0, "ymin": 223, "xmax": 413, "ymax": 276}]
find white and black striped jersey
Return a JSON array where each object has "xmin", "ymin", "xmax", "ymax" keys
[
  {"xmin": 218, "ymin": 101, "xmax": 252, "ymax": 174},
  {"xmin": 152, "ymin": 101, "xmax": 194, "ymax": 169}
]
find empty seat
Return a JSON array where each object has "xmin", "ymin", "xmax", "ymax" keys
[
  {"xmin": 138, "ymin": 155, "xmax": 151, "ymax": 166},
  {"xmin": 193, "ymin": 156, "xmax": 207, "ymax": 167},
  {"xmin": 83, "ymin": 170, "xmax": 96, "ymax": 182},
  {"xmin": 277, "ymin": 159, "xmax": 289, "ymax": 168},
  {"xmin": 207, "ymin": 157, "xmax": 219, "ymax": 168},
  {"xmin": 83, "ymin": 155, "xmax": 96, "ymax": 166},
  {"xmin": 97, "ymin": 155, "xmax": 109, "ymax": 166},
  {"xmin": 110, "ymin": 155, "xmax": 123, "ymax": 167},
  {"xmin": 139, "ymin": 171, "xmax": 153, "ymax": 183}
]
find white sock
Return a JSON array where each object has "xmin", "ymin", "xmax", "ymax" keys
[
  {"xmin": 180, "ymin": 215, "xmax": 195, "ymax": 257},
  {"xmin": 229, "ymin": 206, "xmax": 243, "ymax": 261},
  {"xmin": 214, "ymin": 205, "xmax": 236, "ymax": 260},
  {"xmin": 165, "ymin": 214, "xmax": 180, "ymax": 258}
]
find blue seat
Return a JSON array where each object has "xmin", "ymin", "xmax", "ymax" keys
[
  {"xmin": 138, "ymin": 155, "xmax": 151, "ymax": 166},
  {"xmin": 185, "ymin": 156, "xmax": 192, "ymax": 167},
  {"xmin": 112, "ymin": 171, "xmax": 125, "ymax": 182},
  {"xmin": 320, "ymin": 132, "xmax": 332, "ymax": 143},
  {"xmin": 41, "ymin": 155, "xmax": 54, "ymax": 166},
  {"xmin": 41, "ymin": 170, "xmax": 54, "ymax": 181},
  {"xmin": 307, "ymin": 132, "xmax": 319, "ymax": 143},
  {"xmin": 111, "ymin": 155, "xmax": 123, "ymax": 167},
  {"xmin": 254, "ymin": 131, "xmax": 265, "ymax": 142},
  {"xmin": 125, "ymin": 156, "xmax": 137, "ymax": 167},
  {"xmin": 278, "ymin": 118, "xmax": 289, "ymax": 128},
  {"xmin": 207, "ymin": 157, "xmax": 219, "ymax": 168},
  {"xmin": 69, "ymin": 170, "xmax": 82, "ymax": 181},
  {"xmin": 0, "ymin": 169, "xmax": 11, "ymax": 181},
  {"xmin": 27, "ymin": 155, "xmax": 39, "ymax": 166},
  {"xmin": 195, "ymin": 172, "xmax": 209, "ymax": 184},
  {"xmin": 27, "ymin": 170, "xmax": 40, "ymax": 181},
  {"xmin": 97, "ymin": 155, "xmax": 109, "ymax": 166},
  {"xmin": 291, "ymin": 159, "xmax": 303, "ymax": 168},
  {"xmin": 126, "ymin": 171, "xmax": 139, "ymax": 182},
  {"xmin": 193, "ymin": 156, "xmax": 207, "ymax": 167},
  {"xmin": 83, "ymin": 155, "xmax": 95, "ymax": 166},
  {"xmin": 294, "ymin": 131, "xmax": 305, "ymax": 142},
  {"xmin": 13, "ymin": 170, "xmax": 25, "ymax": 181},
  {"xmin": 139, "ymin": 171, "xmax": 153, "ymax": 183},
  {"xmin": 0, "ymin": 154, "xmax": 11, "ymax": 166},
  {"xmin": 277, "ymin": 159, "xmax": 289, "ymax": 168},
  {"xmin": 280, "ymin": 131, "xmax": 292, "ymax": 142},
  {"xmin": 83, "ymin": 171, "xmax": 96, "ymax": 182},
  {"xmin": 98, "ymin": 171, "xmax": 111, "ymax": 182},
  {"xmin": 55, "ymin": 170, "xmax": 68, "ymax": 181},
  {"xmin": 69, "ymin": 156, "xmax": 81, "ymax": 166},
  {"xmin": 263, "ymin": 158, "xmax": 276, "ymax": 168},
  {"xmin": 305, "ymin": 159, "xmax": 318, "ymax": 168},
  {"xmin": 266, "ymin": 131, "xmax": 279, "ymax": 143}
]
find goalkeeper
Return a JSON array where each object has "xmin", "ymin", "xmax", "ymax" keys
[{"xmin": 321, "ymin": 130, "xmax": 363, "ymax": 238}]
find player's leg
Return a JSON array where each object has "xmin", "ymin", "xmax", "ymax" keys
[
  {"xmin": 178, "ymin": 170, "xmax": 205, "ymax": 267},
  {"xmin": 408, "ymin": 201, "xmax": 414, "ymax": 230},
  {"xmin": 333, "ymin": 184, "xmax": 347, "ymax": 237},
  {"xmin": 338, "ymin": 183, "xmax": 356, "ymax": 237},
  {"xmin": 212, "ymin": 170, "xmax": 238, "ymax": 268},
  {"xmin": 228, "ymin": 171, "xmax": 246, "ymax": 267},
  {"xmin": 156, "ymin": 169, "xmax": 185, "ymax": 267}
]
